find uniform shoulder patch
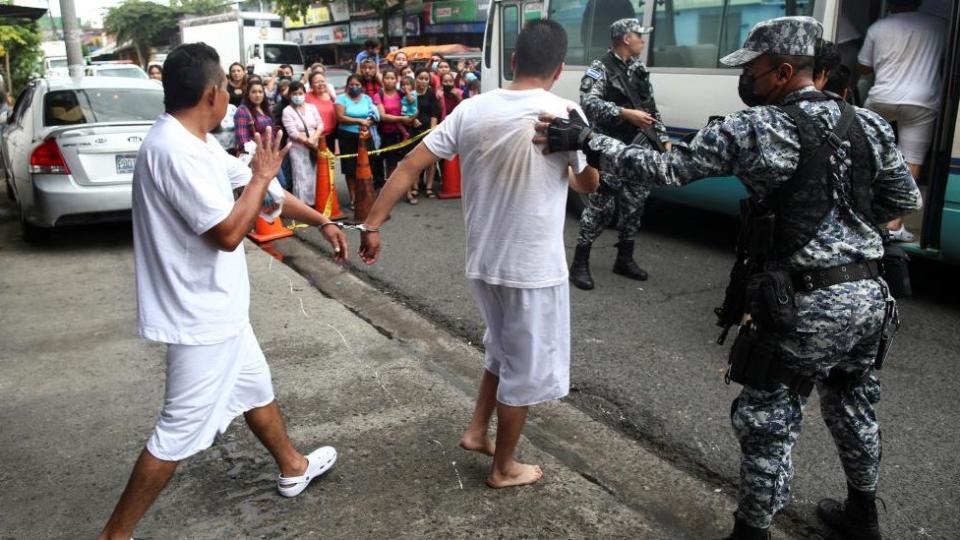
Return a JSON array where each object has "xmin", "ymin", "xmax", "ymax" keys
[{"xmin": 585, "ymin": 67, "xmax": 603, "ymax": 80}]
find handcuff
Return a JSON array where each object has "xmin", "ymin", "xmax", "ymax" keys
[{"xmin": 320, "ymin": 222, "xmax": 380, "ymax": 233}]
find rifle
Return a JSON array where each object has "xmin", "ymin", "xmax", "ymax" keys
[{"xmin": 715, "ymin": 198, "xmax": 774, "ymax": 344}]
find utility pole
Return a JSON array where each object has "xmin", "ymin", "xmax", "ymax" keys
[{"xmin": 59, "ymin": 0, "xmax": 85, "ymax": 77}]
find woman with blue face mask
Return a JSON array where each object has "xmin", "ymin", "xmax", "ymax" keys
[
  {"xmin": 336, "ymin": 74, "xmax": 380, "ymax": 210},
  {"xmin": 281, "ymin": 81, "xmax": 324, "ymax": 206}
]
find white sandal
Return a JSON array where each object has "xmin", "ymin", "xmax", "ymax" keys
[{"xmin": 277, "ymin": 446, "xmax": 337, "ymax": 498}]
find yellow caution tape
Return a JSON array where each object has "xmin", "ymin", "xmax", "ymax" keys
[{"xmin": 335, "ymin": 128, "xmax": 433, "ymax": 159}]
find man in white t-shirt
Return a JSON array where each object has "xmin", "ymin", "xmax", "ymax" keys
[
  {"xmin": 98, "ymin": 43, "xmax": 349, "ymax": 540},
  {"xmin": 359, "ymin": 20, "xmax": 599, "ymax": 489},
  {"xmin": 858, "ymin": 0, "xmax": 946, "ymax": 241}
]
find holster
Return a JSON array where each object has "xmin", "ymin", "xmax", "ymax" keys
[
  {"xmin": 874, "ymin": 299, "xmax": 900, "ymax": 370},
  {"xmin": 745, "ymin": 270, "xmax": 797, "ymax": 333},
  {"xmin": 880, "ymin": 242, "xmax": 912, "ymax": 298},
  {"xmin": 726, "ymin": 325, "xmax": 814, "ymax": 397}
]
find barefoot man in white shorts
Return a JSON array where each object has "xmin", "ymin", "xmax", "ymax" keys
[
  {"xmin": 97, "ymin": 43, "xmax": 349, "ymax": 539},
  {"xmin": 358, "ymin": 20, "xmax": 599, "ymax": 488}
]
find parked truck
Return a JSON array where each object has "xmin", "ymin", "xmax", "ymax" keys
[
  {"xmin": 40, "ymin": 40, "xmax": 69, "ymax": 77},
  {"xmin": 179, "ymin": 11, "xmax": 305, "ymax": 77}
]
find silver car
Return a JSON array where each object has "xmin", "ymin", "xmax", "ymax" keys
[{"xmin": 1, "ymin": 77, "xmax": 164, "ymax": 240}]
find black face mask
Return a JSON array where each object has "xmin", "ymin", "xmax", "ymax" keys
[
  {"xmin": 442, "ymin": 84, "xmax": 455, "ymax": 92},
  {"xmin": 738, "ymin": 66, "xmax": 778, "ymax": 107}
]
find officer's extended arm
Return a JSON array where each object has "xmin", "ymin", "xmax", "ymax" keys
[{"xmin": 542, "ymin": 114, "xmax": 737, "ymax": 187}]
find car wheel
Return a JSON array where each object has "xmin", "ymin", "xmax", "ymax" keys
[{"xmin": 18, "ymin": 203, "xmax": 49, "ymax": 243}]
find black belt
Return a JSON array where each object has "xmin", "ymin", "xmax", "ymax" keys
[{"xmin": 792, "ymin": 260, "xmax": 881, "ymax": 293}]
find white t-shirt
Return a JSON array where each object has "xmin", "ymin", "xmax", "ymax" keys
[
  {"xmin": 132, "ymin": 113, "xmax": 253, "ymax": 345},
  {"xmin": 858, "ymin": 11, "xmax": 947, "ymax": 110},
  {"xmin": 424, "ymin": 88, "xmax": 588, "ymax": 288}
]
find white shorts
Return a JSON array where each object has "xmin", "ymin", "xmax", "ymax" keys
[
  {"xmin": 146, "ymin": 324, "xmax": 275, "ymax": 461},
  {"xmin": 864, "ymin": 98, "xmax": 938, "ymax": 165},
  {"xmin": 468, "ymin": 279, "xmax": 571, "ymax": 407}
]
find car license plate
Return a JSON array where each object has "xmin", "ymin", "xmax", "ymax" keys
[{"xmin": 116, "ymin": 154, "xmax": 137, "ymax": 174}]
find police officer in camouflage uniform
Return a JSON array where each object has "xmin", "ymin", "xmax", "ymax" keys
[
  {"xmin": 570, "ymin": 18, "xmax": 669, "ymax": 290},
  {"xmin": 537, "ymin": 16, "xmax": 921, "ymax": 540}
]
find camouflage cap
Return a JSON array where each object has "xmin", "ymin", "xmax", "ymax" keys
[
  {"xmin": 720, "ymin": 16, "xmax": 822, "ymax": 67},
  {"xmin": 610, "ymin": 18, "xmax": 653, "ymax": 40}
]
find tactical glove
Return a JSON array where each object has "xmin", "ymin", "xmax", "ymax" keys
[
  {"xmin": 547, "ymin": 109, "xmax": 602, "ymax": 168},
  {"xmin": 547, "ymin": 109, "xmax": 593, "ymax": 153}
]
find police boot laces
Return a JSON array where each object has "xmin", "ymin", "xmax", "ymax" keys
[
  {"xmin": 718, "ymin": 518, "xmax": 770, "ymax": 540},
  {"xmin": 612, "ymin": 240, "xmax": 648, "ymax": 281},
  {"xmin": 818, "ymin": 487, "xmax": 885, "ymax": 540},
  {"xmin": 570, "ymin": 244, "xmax": 594, "ymax": 290}
]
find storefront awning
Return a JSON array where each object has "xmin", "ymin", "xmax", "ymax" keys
[{"xmin": 0, "ymin": 3, "xmax": 47, "ymax": 22}]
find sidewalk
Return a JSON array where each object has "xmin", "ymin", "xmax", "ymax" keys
[{"xmin": 0, "ymin": 219, "xmax": 796, "ymax": 539}]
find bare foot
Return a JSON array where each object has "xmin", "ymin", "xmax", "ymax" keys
[
  {"xmin": 459, "ymin": 433, "xmax": 496, "ymax": 456},
  {"xmin": 487, "ymin": 462, "xmax": 543, "ymax": 488}
]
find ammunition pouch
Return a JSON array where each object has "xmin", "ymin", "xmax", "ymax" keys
[
  {"xmin": 880, "ymin": 242, "xmax": 912, "ymax": 298},
  {"xmin": 726, "ymin": 325, "xmax": 814, "ymax": 397},
  {"xmin": 745, "ymin": 270, "xmax": 797, "ymax": 333}
]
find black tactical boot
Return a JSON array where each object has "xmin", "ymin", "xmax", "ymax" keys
[
  {"xmin": 570, "ymin": 244, "xmax": 595, "ymax": 290},
  {"xmin": 612, "ymin": 240, "xmax": 648, "ymax": 281},
  {"xmin": 717, "ymin": 518, "xmax": 771, "ymax": 540},
  {"xmin": 817, "ymin": 483, "xmax": 882, "ymax": 540}
]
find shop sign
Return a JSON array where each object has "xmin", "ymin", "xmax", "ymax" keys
[
  {"xmin": 428, "ymin": 0, "xmax": 479, "ymax": 24},
  {"xmin": 287, "ymin": 23, "xmax": 351, "ymax": 45}
]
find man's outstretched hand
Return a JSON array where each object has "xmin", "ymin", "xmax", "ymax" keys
[
  {"xmin": 533, "ymin": 108, "xmax": 593, "ymax": 155},
  {"xmin": 251, "ymin": 126, "xmax": 291, "ymax": 181}
]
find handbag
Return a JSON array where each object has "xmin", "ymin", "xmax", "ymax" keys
[{"xmin": 293, "ymin": 107, "xmax": 318, "ymax": 166}]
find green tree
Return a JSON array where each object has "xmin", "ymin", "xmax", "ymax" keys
[
  {"xmin": 104, "ymin": 0, "xmax": 179, "ymax": 68},
  {"xmin": 174, "ymin": 0, "xmax": 231, "ymax": 16},
  {"xmin": 0, "ymin": 22, "xmax": 42, "ymax": 96}
]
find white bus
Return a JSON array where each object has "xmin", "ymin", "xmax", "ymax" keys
[{"xmin": 481, "ymin": 0, "xmax": 960, "ymax": 263}]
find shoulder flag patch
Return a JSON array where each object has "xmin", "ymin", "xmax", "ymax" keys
[{"xmin": 585, "ymin": 67, "xmax": 603, "ymax": 80}]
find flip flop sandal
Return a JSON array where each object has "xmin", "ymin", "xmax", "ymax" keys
[
  {"xmin": 426, "ymin": 190, "xmax": 436, "ymax": 198},
  {"xmin": 277, "ymin": 446, "xmax": 337, "ymax": 498},
  {"xmin": 407, "ymin": 196, "xmax": 419, "ymax": 205}
]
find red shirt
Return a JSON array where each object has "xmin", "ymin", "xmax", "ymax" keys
[{"xmin": 305, "ymin": 93, "xmax": 337, "ymax": 136}]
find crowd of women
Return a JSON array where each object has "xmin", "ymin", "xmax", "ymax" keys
[{"xmin": 215, "ymin": 51, "xmax": 481, "ymax": 208}]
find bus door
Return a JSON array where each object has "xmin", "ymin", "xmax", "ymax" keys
[
  {"xmin": 482, "ymin": 0, "xmax": 523, "ymax": 91},
  {"xmin": 919, "ymin": 1, "xmax": 960, "ymax": 261}
]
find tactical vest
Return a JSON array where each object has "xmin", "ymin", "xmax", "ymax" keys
[
  {"xmin": 597, "ymin": 52, "xmax": 663, "ymax": 149},
  {"xmin": 767, "ymin": 92, "xmax": 879, "ymax": 258}
]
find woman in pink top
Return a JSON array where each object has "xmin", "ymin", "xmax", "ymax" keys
[
  {"xmin": 282, "ymin": 81, "xmax": 323, "ymax": 206},
  {"xmin": 306, "ymin": 71, "xmax": 338, "ymax": 153},
  {"xmin": 377, "ymin": 69, "xmax": 416, "ymax": 202}
]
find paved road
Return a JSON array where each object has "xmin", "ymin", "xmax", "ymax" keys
[
  {"xmin": 297, "ymin": 186, "xmax": 960, "ymax": 540},
  {"xmin": 0, "ymin": 201, "xmax": 785, "ymax": 539}
]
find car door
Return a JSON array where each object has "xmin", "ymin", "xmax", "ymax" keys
[{"xmin": 3, "ymin": 83, "xmax": 39, "ymax": 201}]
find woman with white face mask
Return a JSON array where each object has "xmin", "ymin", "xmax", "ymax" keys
[{"xmin": 281, "ymin": 81, "xmax": 324, "ymax": 205}]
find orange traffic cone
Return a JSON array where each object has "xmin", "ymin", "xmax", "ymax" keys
[
  {"xmin": 353, "ymin": 127, "xmax": 375, "ymax": 223},
  {"xmin": 247, "ymin": 215, "xmax": 294, "ymax": 243},
  {"xmin": 438, "ymin": 155, "xmax": 462, "ymax": 199},
  {"xmin": 314, "ymin": 137, "xmax": 345, "ymax": 220}
]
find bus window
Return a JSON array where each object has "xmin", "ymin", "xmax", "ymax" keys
[
  {"xmin": 548, "ymin": 0, "xmax": 640, "ymax": 66},
  {"xmin": 502, "ymin": 4, "xmax": 520, "ymax": 80},
  {"xmin": 649, "ymin": 0, "xmax": 813, "ymax": 69}
]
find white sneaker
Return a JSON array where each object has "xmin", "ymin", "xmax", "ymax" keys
[
  {"xmin": 888, "ymin": 225, "xmax": 915, "ymax": 243},
  {"xmin": 277, "ymin": 446, "xmax": 337, "ymax": 498}
]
